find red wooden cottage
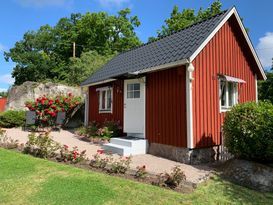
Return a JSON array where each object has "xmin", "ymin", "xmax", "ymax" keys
[{"xmin": 81, "ymin": 7, "xmax": 266, "ymax": 164}]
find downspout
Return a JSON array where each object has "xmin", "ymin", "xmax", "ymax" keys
[
  {"xmin": 186, "ymin": 62, "xmax": 194, "ymax": 149},
  {"xmin": 255, "ymin": 74, "xmax": 258, "ymax": 103},
  {"xmin": 81, "ymin": 87, "xmax": 89, "ymax": 126}
]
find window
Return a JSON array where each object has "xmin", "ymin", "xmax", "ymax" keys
[
  {"xmin": 219, "ymin": 80, "xmax": 238, "ymax": 111},
  {"xmin": 127, "ymin": 83, "xmax": 140, "ymax": 98},
  {"xmin": 97, "ymin": 87, "xmax": 112, "ymax": 113}
]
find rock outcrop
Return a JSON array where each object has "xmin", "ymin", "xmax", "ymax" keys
[
  {"xmin": 6, "ymin": 81, "xmax": 82, "ymax": 110},
  {"xmin": 221, "ymin": 159, "xmax": 273, "ymax": 192}
]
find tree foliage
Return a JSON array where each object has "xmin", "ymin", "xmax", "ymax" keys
[
  {"xmin": 149, "ymin": 1, "xmax": 222, "ymax": 41},
  {"xmin": 67, "ymin": 51, "xmax": 115, "ymax": 85},
  {"xmin": 5, "ymin": 9, "xmax": 141, "ymax": 85},
  {"xmin": 258, "ymin": 58, "xmax": 273, "ymax": 103}
]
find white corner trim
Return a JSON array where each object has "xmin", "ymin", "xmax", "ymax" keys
[
  {"xmin": 81, "ymin": 79, "xmax": 116, "ymax": 87},
  {"xmin": 189, "ymin": 7, "xmax": 266, "ymax": 81},
  {"xmin": 255, "ymin": 74, "xmax": 258, "ymax": 103},
  {"xmin": 186, "ymin": 63, "xmax": 194, "ymax": 149}
]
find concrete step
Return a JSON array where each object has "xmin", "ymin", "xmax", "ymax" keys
[
  {"xmin": 103, "ymin": 138, "xmax": 148, "ymax": 156},
  {"xmin": 102, "ymin": 143, "xmax": 131, "ymax": 156}
]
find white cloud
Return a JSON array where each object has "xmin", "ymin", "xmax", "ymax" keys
[
  {"xmin": 0, "ymin": 88, "xmax": 7, "ymax": 92},
  {"xmin": 0, "ymin": 74, "xmax": 15, "ymax": 85},
  {"xmin": 0, "ymin": 43, "xmax": 6, "ymax": 53},
  {"xmin": 15, "ymin": 0, "xmax": 74, "ymax": 8},
  {"xmin": 256, "ymin": 32, "xmax": 273, "ymax": 68},
  {"xmin": 98, "ymin": 0, "xmax": 131, "ymax": 8}
]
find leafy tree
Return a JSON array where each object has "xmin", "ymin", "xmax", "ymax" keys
[
  {"xmin": 67, "ymin": 51, "xmax": 115, "ymax": 85},
  {"xmin": 149, "ymin": 1, "xmax": 222, "ymax": 41},
  {"xmin": 0, "ymin": 91, "xmax": 8, "ymax": 98},
  {"xmin": 258, "ymin": 59, "xmax": 273, "ymax": 103},
  {"xmin": 5, "ymin": 9, "xmax": 141, "ymax": 85}
]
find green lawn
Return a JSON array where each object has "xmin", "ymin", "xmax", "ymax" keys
[{"xmin": 0, "ymin": 149, "xmax": 273, "ymax": 205}]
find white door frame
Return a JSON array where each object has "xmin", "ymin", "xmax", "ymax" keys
[{"xmin": 123, "ymin": 77, "xmax": 146, "ymax": 138}]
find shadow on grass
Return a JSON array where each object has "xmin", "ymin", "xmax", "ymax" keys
[{"xmin": 201, "ymin": 174, "xmax": 273, "ymax": 205}]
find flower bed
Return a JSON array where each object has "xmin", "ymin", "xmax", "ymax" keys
[{"xmin": 0, "ymin": 129, "xmax": 192, "ymax": 193}]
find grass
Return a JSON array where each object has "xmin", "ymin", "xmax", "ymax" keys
[{"xmin": 0, "ymin": 148, "xmax": 273, "ymax": 205}]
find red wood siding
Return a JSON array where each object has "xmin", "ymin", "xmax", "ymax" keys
[
  {"xmin": 89, "ymin": 80, "xmax": 124, "ymax": 129},
  {"xmin": 146, "ymin": 67, "xmax": 187, "ymax": 147},
  {"xmin": 0, "ymin": 98, "xmax": 6, "ymax": 112},
  {"xmin": 192, "ymin": 16, "xmax": 258, "ymax": 148}
]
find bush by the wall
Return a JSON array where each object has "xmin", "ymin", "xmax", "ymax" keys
[
  {"xmin": 0, "ymin": 110, "xmax": 26, "ymax": 128},
  {"xmin": 223, "ymin": 101, "xmax": 273, "ymax": 162}
]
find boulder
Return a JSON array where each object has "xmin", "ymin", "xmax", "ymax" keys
[
  {"xmin": 221, "ymin": 159, "xmax": 273, "ymax": 192},
  {"xmin": 6, "ymin": 81, "xmax": 82, "ymax": 110}
]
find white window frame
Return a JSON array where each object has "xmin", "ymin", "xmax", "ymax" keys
[
  {"xmin": 96, "ymin": 87, "xmax": 113, "ymax": 113},
  {"xmin": 127, "ymin": 83, "xmax": 141, "ymax": 99},
  {"xmin": 219, "ymin": 80, "xmax": 238, "ymax": 113}
]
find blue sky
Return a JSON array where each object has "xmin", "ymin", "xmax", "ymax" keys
[{"xmin": 1, "ymin": 0, "xmax": 273, "ymax": 90}]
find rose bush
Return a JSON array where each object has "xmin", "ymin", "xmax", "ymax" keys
[{"xmin": 25, "ymin": 93, "xmax": 82, "ymax": 127}]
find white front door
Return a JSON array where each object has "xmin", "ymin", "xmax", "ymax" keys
[{"xmin": 124, "ymin": 77, "xmax": 145, "ymax": 137}]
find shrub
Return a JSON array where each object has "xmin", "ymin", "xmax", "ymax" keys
[
  {"xmin": 90, "ymin": 152, "xmax": 113, "ymax": 169},
  {"xmin": 0, "ymin": 128, "xmax": 19, "ymax": 149},
  {"xmin": 109, "ymin": 156, "xmax": 132, "ymax": 174},
  {"xmin": 102, "ymin": 120, "xmax": 122, "ymax": 138},
  {"xmin": 154, "ymin": 166, "xmax": 186, "ymax": 189},
  {"xmin": 0, "ymin": 110, "xmax": 26, "ymax": 128},
  {"xmin": 135, "ymin": 165, "xmax": 147, "ymax": 179},
  {"xmin": 96, "ymin": 127, "xmax": 113, "ymax": 140},
  {"xmin": 25, "ymin": 93, "xmax": 82, "ymax": 127},
  {"xmin": 223, "ymin": 101, "xmax": 273, "ymax": 162},
  {"xmin": 24, "ymin": 132, "xmax": 61, "ymax": 158},
  {"xmin": 76, "ymin": 121, "xmax": 99, "ymax": 137},
  {"xmin": 76, "ymin": 121, "xmax": 121, "ymax": 140},
  {"xmin": 59, "ymin": 145, "xmax": 86, "ymax": 163}
]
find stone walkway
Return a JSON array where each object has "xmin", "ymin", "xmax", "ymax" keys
[{"xmin": 4, "ymin": 128, "xmax": 212, "ymax": 184}]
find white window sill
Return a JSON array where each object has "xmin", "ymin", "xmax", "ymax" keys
[
  {"xmin": 99, "ymin": 110, "xmax": 112, "ymax": 114},
  {"xmin": 220, "ymin": 106, "xmax": 235, "ymax": 113}
]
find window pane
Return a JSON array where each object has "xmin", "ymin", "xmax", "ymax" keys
[
  {"xmin": 127, "ymin": 91, "xmax": 134, "ymax": 98},
  {"xmin": 228, "ymin": 82, "xmax": 234, "ymax": 106},
  {"xmin": 220, "ymin": 81, "xmax": 226, "ymax": 107},
  {"xmin": 134, "ymin": 91, "xmax": 140, "ymax": 98},
  {"xmin": 101, "ymin": 91, "xmax": 106, "ymax": 109},
  {"xmin": 107, "ymin": 90, "xmax": 111, "ymax": 109},
  {"xmin": 127, "ymin": 84, "xmax": 134, "ymax": 91},
  {"xmin": 134, "ymin": 83, "xmax": 140, "ymax": 91}
]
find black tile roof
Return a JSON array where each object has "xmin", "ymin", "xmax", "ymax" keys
[{"xmin": 81, "ymin": 8, "xmax": 231, "ymax": 86}]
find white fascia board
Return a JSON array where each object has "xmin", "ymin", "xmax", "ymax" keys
[
  {"xmin": 81, "ymin": 79, "xmax": 116, "ymax": 87},
  {"xmin": 189, "ymin": 7, "xmax": 266, "ymax": 80},
  {"xmin": 134, "ymin": 59, "xmax": 189, "ymax": 74}
]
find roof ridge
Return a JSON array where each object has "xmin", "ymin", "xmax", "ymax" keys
[{"xmin": 117, "ymin": 9, "xmax": 229, "ymax": 55}]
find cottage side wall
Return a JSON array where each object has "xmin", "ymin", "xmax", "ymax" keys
[{"xmin": 192, "ymin": 16, "xmax": 258, "ymax": 149}]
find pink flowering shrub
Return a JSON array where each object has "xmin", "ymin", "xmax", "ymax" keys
[
  {"xmin": 25, "ymin": 93, "xmax": 82, "ymax": 127},
  {"xmin": 59, "ymin": 145, "xmax": 86, "ymax": 163},
  {"xmin": 90, "ymin": 151, "xmax": 113, "ymax": 169},
  {"xmin": 135, "ymin": 165, "xmax": 148, "ymax": 179},
  {"xmin": 109, "ymin": 156, "xmax": 132, "ymax": 174}
]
